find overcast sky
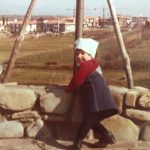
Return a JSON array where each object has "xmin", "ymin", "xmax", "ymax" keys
[{"xmin": 0, "ymin": 0, "xmax": 149, "ymax": 17}]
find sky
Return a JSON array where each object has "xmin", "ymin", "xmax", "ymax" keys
[{"xmin": 0, "ymin": 0, "xmax": 150, "ymax": 17}]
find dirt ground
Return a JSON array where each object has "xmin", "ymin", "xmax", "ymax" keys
[
  {"xmin": 0, "ymin": 138, "xmax": 150, "ymax": 150},
  {"xmin": 0, "ymin": 138, "xmax": 71, "ymax": 150}
]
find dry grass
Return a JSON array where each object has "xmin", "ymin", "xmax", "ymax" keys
[
  {"xmin": 9, "ymin": 68, "xmax": 72, "ymax": 85},
  {"xmin": 103, "ymin": 69, "xmax": 150, "ymax": 89},
  {"xmin": 0, "ymin": 34, "xmax": 75, "ymax": 84},
  {"xmin": 0, "ymin": 28, "xmax": 150, "ymax": 88}
]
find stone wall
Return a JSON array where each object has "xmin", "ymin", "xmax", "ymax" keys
[{"xmin": 0, "ymin": 83, "xmax": 150, "ymax": 142}]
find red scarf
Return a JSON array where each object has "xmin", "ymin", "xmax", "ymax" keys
[{"xmin": 66, "ymin": 59, "xmax": 99, "ymax": 92}]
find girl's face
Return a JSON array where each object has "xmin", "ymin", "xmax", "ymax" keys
[{"xmin": 76, "ymin": 49, "xmax": 92, "ymax": 64}]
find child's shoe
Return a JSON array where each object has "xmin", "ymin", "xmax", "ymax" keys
[
  {"xmin": 102, "ymin": 131, "xmax": 116, "ymax": 144},
  {"xmin": 71, "ymin": 140, "xmax": 82, "ymax": 150},
  {"xmin": 90, "ymin": 131, "xmax": 116, "ymax": 148}
]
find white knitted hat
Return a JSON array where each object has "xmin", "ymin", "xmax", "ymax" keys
[{"xmin": 75, "ymin": 38, "xmax": 99, "ymax": 58}]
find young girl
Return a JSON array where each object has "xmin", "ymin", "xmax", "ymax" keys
[{"xmin": 66, "ymin": 38, "xmax": 118, "ymax": 150}]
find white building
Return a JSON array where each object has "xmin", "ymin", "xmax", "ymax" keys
[
  {"xmin": 26, "ymin": 20, "xmax": 37, "ymax": 33},
  {"xmin": 0, "ymin": 25, "xmax": 4, "ymax": 32},
  {"xmin": 59, "ymin": 17, "xmax": 75, "ymax": 33},
  {"xmin": 9, "ymin": 19, "xmax": 37, "ymax": 34}
]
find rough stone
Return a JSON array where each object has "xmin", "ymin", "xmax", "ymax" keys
[
  {"xmin": 0, "ymin": 121, "xmax": 24, "ymax": 138},
  {"xmin": 0, "ymin": 83, "xmax": 150, "ymax": 144},
  {"xmin": 0, "ymin": 86, "xmax": 36, "ymax": 111},
  {"xmin": 10, "ymin": 110, "xmax": 41, "ymax": 119},
  {"xmin": 5, "ymin": 84, "xmax": 28, "ymax": 88},
  {"xmin": 101, "ymin": 115, "xmax": 139, "ymax": 141},
  {"xmin": 26, "ymin": 119, "xmax": 43, "ymax": 137},
  {"xmin": 109, "ymin": 85, "xmax": 129, "ymax": 94},
  {"xmin": 29, "ymin": 85, "xmax": 47, "ymax": 98},
  {"xmin": 139, "ymin": 122, "xmax": 150, "ymax": 141},
  {"xmin": 138, "ymin": 91, "xmax": 150, "ymax": 108},
  {"xmin": 40, "ymin": 88, "xmax": 72, "ymax": 114},
  {"xmin": 86, "ymin": 129, "xmax": 94, "ymax": 140},
  {"xmin": 125, "ymin": 89, "xmax": 140, "ymax": 107},
  {"xmin": 26, "ymin": 119, "xmax": 52, "ymax": 139},
  {"xmin": 3, "ymin": 82, "xmax": 18, "ymax": 86},
  {"xmin": 126, "ymin": 109, "xmax": 150, "ymax": 121},
  {"xmin": 109, "ymin": 86, "xmax": 129, "ymax": 113},
  {"xmin": 16, "ymin": 118, "xmax": 35, "ymax": 123},
  {"xmin": 133, "ymin": 86, "xmax": 149, "ymax": 95}
]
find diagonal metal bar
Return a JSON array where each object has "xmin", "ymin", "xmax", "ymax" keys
[{"xmin": 2, "ymin": 0, "xmax": 37, "ymax": 83}]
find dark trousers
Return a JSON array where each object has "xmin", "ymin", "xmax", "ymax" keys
[{"xmin": 74, "ymin": 113, "xmax": 109, "ymax": 142}]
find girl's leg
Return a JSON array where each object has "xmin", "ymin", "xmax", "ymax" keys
[
  {"xmin": 72, "ymin": 113, "xmax": 98, "ymax": 150},
  {"xmin": 91, "ymin": 119, "xmax": 116, "ymax": 148},
  {"xmin": 92, "ymin": 120, "xmax": 110, "ymax": 136}
]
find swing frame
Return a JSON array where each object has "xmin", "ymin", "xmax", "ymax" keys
[{"xmin": 2, "ymin": 0, "xmax": 134, "ymax": 89}]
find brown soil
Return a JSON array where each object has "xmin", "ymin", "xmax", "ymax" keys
[{"xmin": 0, "ymin": 138, "xmax": 150, "ymax": 150}]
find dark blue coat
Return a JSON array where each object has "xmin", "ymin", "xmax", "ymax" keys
[{"xmin": 80, "ymin": 71, "xmax": 118, "ymax": 120}]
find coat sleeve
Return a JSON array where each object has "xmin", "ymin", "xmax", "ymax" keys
[{"xmin": 66, "ymin": 60, "xmax": 99, "ymax": 92}]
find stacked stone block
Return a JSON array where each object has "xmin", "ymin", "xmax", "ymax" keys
[{"xmin": 0, "ymin": 83, "xmax": 150, "ymax": 142}]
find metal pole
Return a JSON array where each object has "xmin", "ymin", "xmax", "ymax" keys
[
  {"xmin": 74, "ymin": 0, "xmax": 84, "ymax": 74},
  {"xmin": 3, "ymin": 0, "xmax": 36, "ymax": 83},
  {"xmin": 107, "ymin": 0, "xmax": 134, "ymax": 89}
]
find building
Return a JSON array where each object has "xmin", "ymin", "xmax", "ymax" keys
[
  {"xmin": 97, "ymin": 14, "xmax": 133, "ymax": 28},
  {"xmin": 83, "ymin": 16, "xmax": 98, "ymax": 29},
  {"xmin": 98, "ymin": 17, "xmax": 112, "ymax": 28},
  {"xmin": 37, "ymin": 17, "xmax": 62, "ymax": 33},
  {"xmin": 133, "ymin": 16, "xmax": 148, "ymax": 27},
  {"xmin": 9, "ymin": 19, "xmax": 37, "ymax": 34},
  {"xmin": 0, "ymin": 25, "xmax": 4, "ymax": 32},
  {"xmin": 0, "ymin": 17, "xmax": 6, "ymax": 32},
  {"xmin": 37, "ymin": 16, "xmax": 76, "ymax": 33},
  {"xmin": 59, "ymin": 17, "xmax": 75, "ymax": 32}
]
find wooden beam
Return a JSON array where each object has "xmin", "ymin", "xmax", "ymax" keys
[
  {"xmin": 107, "ymin": 0, "xmax": 134, "ymax": 89},
  {"xmin": 75, "ymin": 0, "xmax": 84, "ymax": 40},
  {"xmin": 2, "ymin": 0, "xmax": 36, "ymax": 83},
  {"xmin": 65, "ymin": 0, "xmax": 85, "ymax": 124},
  {"xmin": 74, "ymin": 0, "xmax": 84, "ymax": 74}
]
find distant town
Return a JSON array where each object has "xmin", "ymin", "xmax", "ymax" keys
[{"xmin": 0, "ymin": 14, "xmax": 150, "ymax": 35}]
